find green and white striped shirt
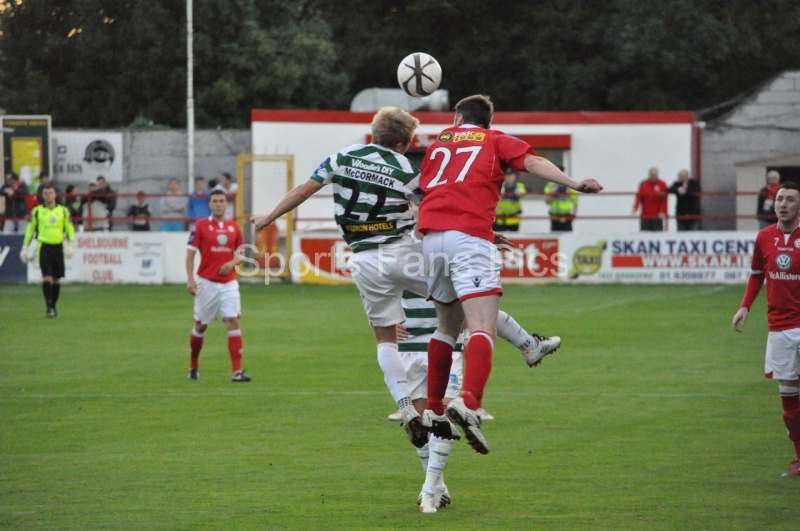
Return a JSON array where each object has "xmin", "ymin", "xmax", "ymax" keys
[
  {"xmin": 399, "ymin": 290, "xmax": 464, "ymax": 353},
  {"xmin": 310, "ymin": 144, "xmax": 421, "ymax": 252}
]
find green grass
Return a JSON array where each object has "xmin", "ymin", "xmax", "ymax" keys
[{"xmin": 1, "ymin": 283, "xmax": 797, "ymax": 530}]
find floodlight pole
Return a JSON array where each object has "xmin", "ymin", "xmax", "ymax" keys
[{"xmin": 186, "ymin": 0, "xmax": 195, "ymax": 192}]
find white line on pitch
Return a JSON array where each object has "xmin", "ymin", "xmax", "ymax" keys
[
  {"xmin": 0, "ymin": 389, "xmax": 772, "ymax": 400},
  {"xmin": 572, "ymin": 286, "xmax": 726, "ymax": 313}
]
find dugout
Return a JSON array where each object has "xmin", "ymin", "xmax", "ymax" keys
[{"xmin": 250, "ymin": 110, "xmax": 697, "ymax": 235}]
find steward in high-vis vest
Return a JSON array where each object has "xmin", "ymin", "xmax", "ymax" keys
[
  {"xmin": 22, "ymin": 185, "xmax": 75, "ymax": 318},
  {"xmin": 493, "ymin": 170, "xmax": 526, "ymax": 232},
  {"xmin": 544, "ymin": 181, "xmax": 578, "ymax": 232}
]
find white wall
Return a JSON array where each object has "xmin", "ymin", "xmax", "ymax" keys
[{"xmin": 252, "ymin": 118, "xmax": 693, "ymax": 234}]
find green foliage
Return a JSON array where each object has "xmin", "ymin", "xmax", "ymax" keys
[
  {"xmin": 1, "ymin": 283, "xmax": 798, "ymax": 530},
  {"xmin": 0, "ymin": 0, "xmax": 799, "ymax": 126},
  {"xmin": 0, "ymin": 0, "xmax": 349, "ymax": 128}
]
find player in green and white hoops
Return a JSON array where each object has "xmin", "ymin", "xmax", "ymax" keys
[
  {"xmin": 395, "ymin": 288, "xmax": 553, "ymax": 511},
  {"xmin": 252, "ymin": 107, "xmax": 435, "ymax": 447}
]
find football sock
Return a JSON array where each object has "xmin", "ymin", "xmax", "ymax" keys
[
  {"xmin": 461, "ymin": 331, "xmax": 494, "ymax": 411},
  {"xmin": 496, "ymin": 310, "xmax": 535, "ymax": 350},
  {"xmin": 42, "ymin": 281, "xmax": 52, "ymax": 308},
  {"xmin": 427, "ymin": 332, "xmax": 456, "ymax": 415},
  {"xmin": 779, "ymin": 385, "xmax": 800, "ymax": 458},
  {"xmin": 227, "ymin": 329, "xmax": 243, "ymax": 373},
  {"xmin": 416, "ymin": 442, "xmax": 430, "ymax": 471},
  {"xmin": 376, "ymin": 342, "xmax": 412, "ymax": 405},
  {"xmin": 423, "ymin": 435, "xmax": 453, "ymax": 490},
  {"xmin": 190, "ymin": 327, "xmax": 205, "ymax": 369},
  {"xmin": 51, "ymin": 283, "xmax": 61, "ymax": 308}
]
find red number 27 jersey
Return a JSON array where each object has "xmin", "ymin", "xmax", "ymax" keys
[{"xmin": 417, "ymin": 125, "xmax": 533, "ymax": 241}]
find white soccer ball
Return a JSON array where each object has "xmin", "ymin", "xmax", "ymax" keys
[{"xmin": 397, "ymin": 52, "xmax": 442, "ymax": 98}]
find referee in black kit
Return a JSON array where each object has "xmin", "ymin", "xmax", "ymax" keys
[{"xmin": 21, "ymin": 185, "xmax": 75, "ymax": 318}]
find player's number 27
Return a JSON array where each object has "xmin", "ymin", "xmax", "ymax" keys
[{"xmin": 426, "ymin": 146, "xmax": 483, "ymax": 188}]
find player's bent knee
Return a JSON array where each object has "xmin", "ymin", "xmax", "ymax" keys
[{"xmin": 223, "ymin": 317, "xmax": 240, "ymax": 330}]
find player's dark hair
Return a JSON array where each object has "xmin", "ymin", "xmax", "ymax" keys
[
  {"xmin": 455, "ymin": 95, "xmax": 494, "ymax": 128},
  {"xmin": 209, "ymin": 189, "xmax": 227, "ymax": 200},
  {"xmin": 40, "ymin": 184, "xmax": 55, "ymax": 192},
  {"xmin": 780, "ymin": 181, "xmax": 798, "ymax": 191},
  {"xmin": 221, "ymin": 172, "xmax": 232, "ymax": 182}
]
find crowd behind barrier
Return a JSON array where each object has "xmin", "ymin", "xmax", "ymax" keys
[
  {"xmin": 294, "ymin": 190, "xmax": 778, "ymax": 229},
  {"xmin": 0, "ymin": 191, "xmax": 238, "ymax": 232}
]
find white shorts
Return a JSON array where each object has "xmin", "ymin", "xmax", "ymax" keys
[
  {"xmin": 194, "ymin": 277, "xmax": 241, "ymax": 325},
  {"xmin": 401, "ymin": 351, "xmax": 463, "ymax": 401},
  {"xmin": 422, "ymin": 230, "xmax": 502, "ymax": 304},
  {"xmin": 348, "ymin": 236, "xmax": 429, "ymax": 327},
  {"xmin": 765, "ymin": 329, "xmax": 800, "ymax": 380}
]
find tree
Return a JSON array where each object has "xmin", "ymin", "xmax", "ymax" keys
[{"xmin": 0, "ymin": 0, "xmax": 348, "ymax": 127}]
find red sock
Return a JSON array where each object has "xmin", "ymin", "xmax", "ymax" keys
[
  {"xmin": 781, "ymin": 393, "xmax": 800, "ymax": 458},
  {"xmin": 228, "ymin": 330, "xmax": 243, "ymax": 373},
  {"xmin": 427, "ymin": 336, "xmax": 455, "ymax": 415},
  {"xmin": 189, "ymin": 332, "xmax": 204, "ymax": 369},
  {"xmin": 461, "ymin": 331, "xmax": 494, "ymax": 411}
]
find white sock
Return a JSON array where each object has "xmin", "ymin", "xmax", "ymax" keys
[
  {"xmin": 423, "ymin": 436, "xmax": 453, "ymax": 490},
  {"xmin": 496, "ymin": 310, "xmax": 536, "ymax": 350},
  {"xmin": 376, "ymin": 343, "xmax": 411, "ymax": 405},
  {"xmin": 416, "ymin": 443, "xmax": 429, "ymax": 471}
]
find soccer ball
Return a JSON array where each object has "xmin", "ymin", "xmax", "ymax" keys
[{"xmin": 397, "ymin": 53, "xmax": 442, "ymax": 98}]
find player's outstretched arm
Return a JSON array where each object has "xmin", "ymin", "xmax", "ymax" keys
[
  {"xmin": 732, "ymin": 307, "xmax": 749, "ymax": 332},
  {"xmin": 523, "ymin": 154, "xmax": 602, "ymax": 194},
  {"xmin": 251, "ymin": 180, "xmax": 324, "ymax": 230}
]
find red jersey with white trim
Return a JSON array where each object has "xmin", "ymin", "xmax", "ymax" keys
[
  {"xmin": 751, "ymin": 224, "xmax": 800, "ymax": 331},
  {"xmin": 418, "ymin": 125, "xmax": 534, "ymax": 241},
  {"xmin": 187, "ymin": 217, "xmax": 242, "ymax": 283}
]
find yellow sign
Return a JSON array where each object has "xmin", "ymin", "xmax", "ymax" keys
[
  {"xmin": 568, "ymin": 240, "xmax": 606, "ymax": 279},
  {"xmin": 11, "ymin": 137, "xmax": 43, "ymax": 179}
]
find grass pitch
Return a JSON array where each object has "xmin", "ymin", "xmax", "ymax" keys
[{"xmin": 1, "ymin": 283, "xmax": 798, "ymax": 530}]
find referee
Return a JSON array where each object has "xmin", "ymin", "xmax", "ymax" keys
[{"xmin": 22, "ymin": 185, "xmax": 75, "ymax": 318}]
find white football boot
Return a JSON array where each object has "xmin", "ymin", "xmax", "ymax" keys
[
  {"xmin": 421, "ymin": 409, "xmax": 461, "ymax": 441},
  {"xmin": 418, "ymin": 486, "xmax": 438, "ymax": 514},
  {"xmin": 446, "ymin": 397, "xmax": 489, "ymax": 454},
  {"xmin": 476, "ymin": 407, "xmax": 494, "ymax": 421},
  {"xmin": 435, "ymin": 484, "xmax": 451, "ymax": 508},
  {"xmin": 401, "ymin": 405, "xmax": 428, "ymax": 448},
  {"xmin": 387, "ymin": 409, "xmax": 402, "ymax": 421},
  {"xmin": 521, "ymin": 334, "xmax": 561, "ymax": 367}
]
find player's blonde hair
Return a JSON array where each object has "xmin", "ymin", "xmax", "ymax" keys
[{"xmin": 371, "ymin": 107, "xmax": 419, "ymax": 149}]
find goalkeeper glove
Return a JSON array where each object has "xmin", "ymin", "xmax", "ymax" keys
[
  {"xmin": 65, "ymin": 243, "xmax": 75, "ymax": 259},
  {"xmin": 19, "ymin": 247, "xmax": 29, "ymax": 264}
]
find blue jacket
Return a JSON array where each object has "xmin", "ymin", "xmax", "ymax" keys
[{"xmin": 187, "ymin": 192, "xmax": 211, "ymax": 220}]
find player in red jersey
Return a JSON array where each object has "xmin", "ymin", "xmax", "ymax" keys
[
  {"xmin": 733, "ymin": 181, "xmax": 800, "ymax": 477},
  {"xmin": 186, "ymin": 189, "xmax": 250, "ymax": 382},
  {"xmin": 417, "ymin": 95, "xmax": 602, "ymax": 453}
]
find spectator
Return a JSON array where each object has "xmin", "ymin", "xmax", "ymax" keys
[
  {"xmin": 64, "ymin": 184, "xmax": 83, "ymax": 228},
  {"xmin": 187, "ymin": 177, "xmax": 211, "ymax": 220},
  {"xmin": 95, "ymin": 176, "xmax": 117, "ymax": 230},
  {"xmin": 127, "ymin": 191, "xmax": 152, "ymax": 231},
  {"xmin": 493, "ymin": 169, "xmax": 526, "ymax": 231},
  {"xmin": 633, "ymin": 167, "xmax": 668, "ymax": 231},
  {"xmin": 160, "ymin": 178, "xmax": 187, "ymax": 231},
  {"xmin": 544, "ymin": 165, "xmax": 578, "ymax": 232},
  {"xmin": 757, "ymin": 170, "xmax": 781, "ymax": 229},
  {"xmin": 84, "ymin": 181, "xmax": 109, "ymax": 231},
  {"xmin": 36, "ymin": 174, "xmax": 61, "ymax": 204},
  {"xmin": 214, "ymin": 172, "xmax": 237, "ymax": 220},
  {"xmin": 668, "ymin": 169, "xmax": 702, "ymax": 231},
  {"xmin": 1, "ymin": 172, "xmax": 30, "ymax": 233}
]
